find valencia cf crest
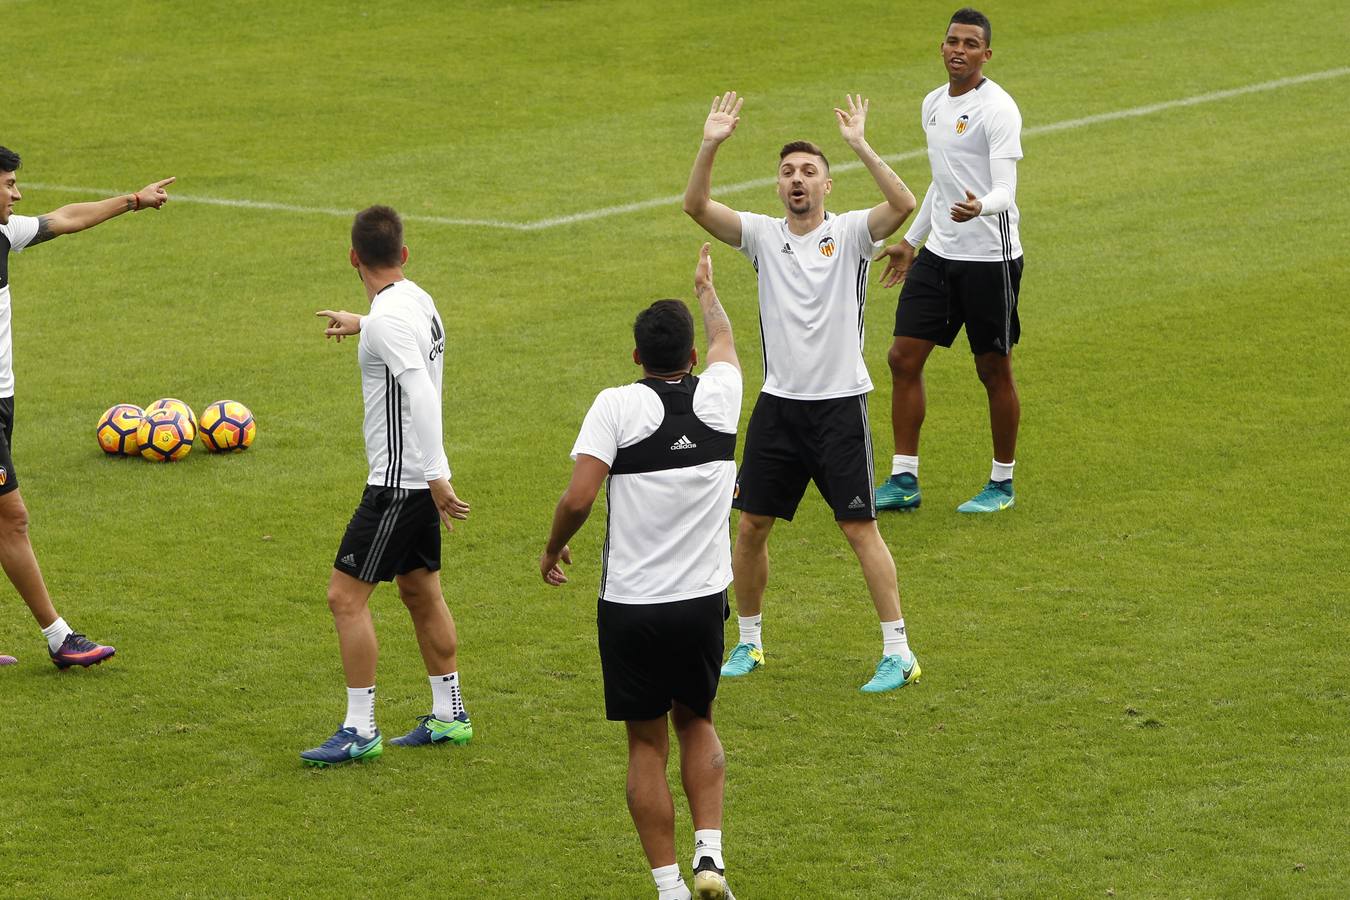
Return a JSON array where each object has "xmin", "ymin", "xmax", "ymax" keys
[
  {"xmin": 818, "ymin": 236, "xmax": 836, "ymax": 258},
  {"xmin": 955, "ymin": 114, "xmax": 970, "ymax": 135},
  {"xmin": 0, "ymin": 466, "xmax": 8, "ymax": 486}
]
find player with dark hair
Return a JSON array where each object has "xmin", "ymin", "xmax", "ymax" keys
[
  {"xmin": 873, "ymin": 7, "xmax": 1026, "ymax": 514},
  {"xmin": 303, "ymin": 205, "xmax": 474, "ymax": 766},
  {"xmin": 541, "ymin": 245, "xmax": 742, "ymax": 900},
  {"xmin": 0, "ymin": 145, "xmax": 173, "ymax": 668},
  {"xmin": 683, "ymin": 93, "xmax": 924, "ymax": 693}
]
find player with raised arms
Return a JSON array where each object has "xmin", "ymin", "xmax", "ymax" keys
[
  {"xmin": 302, "ymin": 205, "xmax": 473, "ymax": 766},
  {"xmin": 683, "ymin": 93, "xmax": 924, "ymax": 693},
  {"xmin": 873, "ymin": 7, "xmax": 1026, "ymax": 514},
  {"xmin": 0, "ymin": 145, "xmax": 172, "ymax": 669},
  {"xmin": 541, "ymin": 245, "xmax": 742, "ymax": 900}
]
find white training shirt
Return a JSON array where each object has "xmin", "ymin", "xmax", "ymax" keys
[
  {"xmin": 571, "ymin": 362, "xmax": 742, "ymax": 605},
  {"xmin": 908, "ymin": 77, "xmax": 1023, "ymax": 262},
  {"xmin": 736, "ymin": 209, "xmax": 882, "ymax": 400},
  {"xmin": 0, "ymin": 215, "xmax": 41, "ymax": 398},
  {"xmin": 357, "ymin": 279, "xmax": 449, "ymax": 488}
]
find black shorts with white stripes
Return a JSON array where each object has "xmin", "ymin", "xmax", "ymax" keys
[
  {"xmin": 334, "ymin": 486, "xmax": 440, "ymax": 583},
  {"xmin": 732, "ymin": 392, "xmax": 876, "ymax": 522},
  {"xmin": 893, "ymin": 247, "xmax": 1024, "ymax": 356}
]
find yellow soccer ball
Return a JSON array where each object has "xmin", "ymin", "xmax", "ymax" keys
[
  {"xmin": 199, "ymin": 400, "xmax": 257, "ymax": 453},
  {"xmin": 137, "ymin": 409, "xmax": 195, "ymax": 462},
  {"xmin": 146, "ymin": 397, "xmax": 198, "ymax": 436},
  {"xmin": 96, "ymin": 404, "xmax": 145, "ymax": 456}
]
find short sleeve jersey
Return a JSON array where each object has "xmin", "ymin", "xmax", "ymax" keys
[
  {"xmin": 917, "ymin": 77, "xmax": 1024, "ymax": 262},
  {"xmin": 0, "ymin": 215, "xmax": 42, "ymax": 398},
  {"xmin": 736, "ymin": 209, "xmax": 881, "ymax": 400},
  {"xmin": 571, "ymin": 362, "xmax": 742, "ymax": 604},
  {"xmin": 357, "ymin": 279, "xmax": 449, "ymax": 488}
]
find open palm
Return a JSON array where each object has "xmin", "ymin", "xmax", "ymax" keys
[{"xmin": 704, "ymin": 91, "xmax": 744, "ymax": 143}]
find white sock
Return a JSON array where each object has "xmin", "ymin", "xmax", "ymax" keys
[
  {"xmin": 430, "ymin": 671, "xmax": 466, "ymax": 721},
  {"xmin": 891, "ymin": 454, "xmax": 919, "ymax": 477},
  {"xmin": 41, "ymin": 617, "xmax": 73, "ymax": 653},
  {"xmin": 991, "ymin": 458, "xmax": 1015, "ymax": 483},
  {"xmin": 693, "ymin": 829, "xmax": 725, "ymax": 870},
  {"xmin": 651, "ymin": 863, "xmax": 690, "ymax": 900},
  {"xmin": 737, "ymin": 615, "xmax": 762, "ymax": 650},
  {"xmin": 344, "ymin": 686, "xmax": 376, "ymax": 738},
  {"xmin": 881, "ymin": 619, "xmax": 912, "ymax": 659}
]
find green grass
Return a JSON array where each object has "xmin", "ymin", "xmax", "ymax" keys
[{"xmin": 2, "ymin": 0, "xmax": 1348, "ymax": 896}]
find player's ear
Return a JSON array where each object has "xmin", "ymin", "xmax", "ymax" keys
[
  {"xmin": 691, "ymin": 348, "xmax": 698, "ymax": 369},
  {"xmin": 825, "ymin": 177, "xmax": 833, "ymax": 195},
  {"xmin": 633, "ymin": 348, "xmax": 642, "ymax": 367},
  {"xmin": 400, "ymin": 245, "xmax": 409, "ymax": 265},
  {"xmin": 349, "ymin": 248, "xmax": 360, "ymax": 269}
]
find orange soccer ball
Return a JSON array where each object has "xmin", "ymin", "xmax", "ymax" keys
[
  {"xmin": 96, "ymin": 404, "xmax": 145, "ymax": 456},
  {"xmin": 198, "ymin": 400, "xmax": 256, "ymax": 453}
]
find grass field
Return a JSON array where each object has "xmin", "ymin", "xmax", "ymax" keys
[{"xmin": 2, "ymin": 0, "xmax": 1348, "ymax": 896}]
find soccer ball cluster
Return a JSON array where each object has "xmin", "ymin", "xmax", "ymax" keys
[{"xmin": 96, "ymin": 398, "xmax": 256, "ymax": 462}]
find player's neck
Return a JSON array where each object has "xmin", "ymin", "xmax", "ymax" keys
[
  {"xmin": 785, "ymin": 208, "xmax": 826, "ymax": 236},
  {"xmin": 947, "ymin": 71, "xmax": 985, "ymax": 97},
  {"xmin": 361, "ymin": 267, "xmax": 406, "ymax": 303}
]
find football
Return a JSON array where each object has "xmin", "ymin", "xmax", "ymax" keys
[
  {"xmin": 137, "ymin": 408, "xmax": 195, "ymax": 462},
  {"xmin": 96, "ymin": 404, "xmax": 145, "ymax": 456},
  {"xmin": 199, "ymin": 400, "xmax": 257, "ymax": 453},
  {"xmin": 146, "ymin": 397, "xmax": 199, "ymax": 436}
]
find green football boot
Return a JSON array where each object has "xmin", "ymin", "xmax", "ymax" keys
[
  {"xmin": 860, "ymin": 654, "xmax": 921, "ymax": 693},
  {"xmin": 957, "ymin": 479, "xmax": 1014, "ymax": 513},
  {"xmin": 719, "ymin": 643, "xmax": 764, "ymax": 678},
  {"xmin": 875, "ymin": 472, "xmax": 921, "ymax": 511}
]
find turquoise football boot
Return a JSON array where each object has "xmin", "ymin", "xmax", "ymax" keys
[
  {"xmin": 957, "ymin": 479, "xmax": 1014, "ymax": 513},
  {"xmin": 875, "ymin": 472, "xmax": 921, "ymax": 511}
]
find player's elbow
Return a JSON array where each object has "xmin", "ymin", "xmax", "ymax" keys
[{"xmin": 682, "ymin": 196, "xmax": 704, "ymax": 219}]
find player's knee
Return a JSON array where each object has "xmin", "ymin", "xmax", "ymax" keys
[
  {"xmin": 888, "ymin": 344, "xmax": 923, "ymax": 379},
  {"xmin": 0, "ymin": 498, "xmax": 31, "ymax": 536},
  {"xmin": 976, "ymin": 358, "xmax": 1013, "ymax": 389},
  {"xmin": 736, "ymin": 513, "xmax": 773, "ymax": 545},
  {"xmin": 326, "ymin": 585, "xmax": 363, "ymax": 617}
]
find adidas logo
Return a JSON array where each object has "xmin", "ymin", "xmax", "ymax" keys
[
  {"xmin": 779, "ymin": 242, "xmax": 793, "ymax": 255},
  {"xmin": 341, "ymin": 553, "xmax": 357, "ymax": 566},
  {"xmin": 848, "ymin": 495, "xmax": 867, "ymax": 509},
  {"xmin": 927, "ymin": 114, "xmax": 937, "ymax": 127},
  {"xmin": 671, "ymin": 435, "xmax": 698, "ymax": 450}
]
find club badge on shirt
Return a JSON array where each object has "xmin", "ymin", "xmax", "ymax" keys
[
  {"xmin": 818, "ymin": 236, "xmax": 836, "ymax": 258},
  {"xmin": 956, "ymin": 114, "xmax": 970, "ymax": 135}
]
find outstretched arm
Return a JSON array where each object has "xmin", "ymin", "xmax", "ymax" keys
[
  {"xmin": 683, "ymin": 92, "xmax": 744, "ymax": 248},
  {"xmin": 540, "ymin": 454, "xmax": 609, "ymax": 585},
  {"xmin": 37, "ymin": 178, "xmax": 175, "ymax": 240},
  {"xmin": 834, "ymin": 95, "xmax": 916, "ymax": 242},
  {"xmin": 694, "ymin": 243, "xmax": 738, "ymax": 371}
]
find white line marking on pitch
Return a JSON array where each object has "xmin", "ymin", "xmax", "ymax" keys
[{"xmin": 26, "ymin": 67, "xmax": 1349, "ymax": 232}]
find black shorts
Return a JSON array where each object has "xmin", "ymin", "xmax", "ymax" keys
[
  {"xmin": 334, "ymin": 486, "xmax": 441, "ymax": 584},
  {"xmin": 893, "ymin": 247, "xmax": 1024, "ymax": 356},
  {"xmin": 732, "ymin": 392, "xmax": 876, "ymax": 521},
  {"xmin": 0, "ymin": 397, "xmax": 16, "ymax": 496},
  {"xmin": 597, "ymin": 591, "xmax": 728, "ymax": 722}
]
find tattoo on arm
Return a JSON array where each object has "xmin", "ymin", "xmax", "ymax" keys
[
  {"xmin": 697, "ymin": 285, "xmax": 733, "ymax": 343},
  {"xmin": 29, "ymin": 216, "xmax": 58, "ymax": 247}
]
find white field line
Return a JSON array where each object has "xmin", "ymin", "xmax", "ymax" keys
[{"xmin": 26, "ymin": 66, "xmax": 1349, "ymax": 232}]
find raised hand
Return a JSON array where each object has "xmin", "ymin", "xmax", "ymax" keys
[
  {"xmin": 694, "ymin": 242, "xmax": 714, "ymax": 293},
  {"xmin": 703, "ymin": 92, "xmax": 744, "ymax": 145},
  {"xmin": 875, "ymin": 242, "xmax": 916, "ymax": 289},
  {"xmin": 834, "ymin": 94, "xmax": 870, "ymax": 147},
  {"xmin": 316, "ymin": 309, "xmax": 362, "ymax": 342},
  {"xmin": 134, "ymin": 177, "xmax": 175, "ymax": 210}
]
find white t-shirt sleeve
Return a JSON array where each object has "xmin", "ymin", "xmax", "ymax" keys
[
  {"xmin": 1, "ymin": 215, "xmax": 41, "ymax": 252},
  {"xmin": 840, "ymin": 209, "xmax": 884, "ymax": 257},
  {"xmin": 693, "ymin": 362, "xmax": 743, "ymax": 434},
  {"xmin": 570, "ymin": 388, "xmax": 624, "ymax": 465},
  {"xmin": 986, "ymin": 96, "xmax": 1024, "ymax": 161},
  {"xmin": 361, "ymin": 311, "xmax": 425, "ymax": 378},
  {"xmin": 736, "ymin": 211, "xmax": 771, "ymax": 261}
]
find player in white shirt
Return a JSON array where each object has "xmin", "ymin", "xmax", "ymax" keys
[
  {"xmin": 874, "ymin": 8, "xmax": 1026, "ymax": 515},
  {"xmin": 303, "ymin": 206, "xmax": 473, "ymax": 766},
  {"xmin": 683, "ymin": 94, "xmax": 924, "ymax": 694},
  {"xmin": 0, "ymin": 145, "xmax": 172, "ymax": 669},
  {"xmin": 541, "ymin": 246, "xmax": 742, "ymax": 900}
]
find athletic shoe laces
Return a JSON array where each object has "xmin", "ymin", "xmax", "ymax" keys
[{"xmin": 63, "ymin": 633, "xmax": 99, "ymax": 652}]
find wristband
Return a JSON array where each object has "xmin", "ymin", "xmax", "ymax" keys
[{"xmin": 131, "ymin": 193, "xmax": 141, "ymax": 211}]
